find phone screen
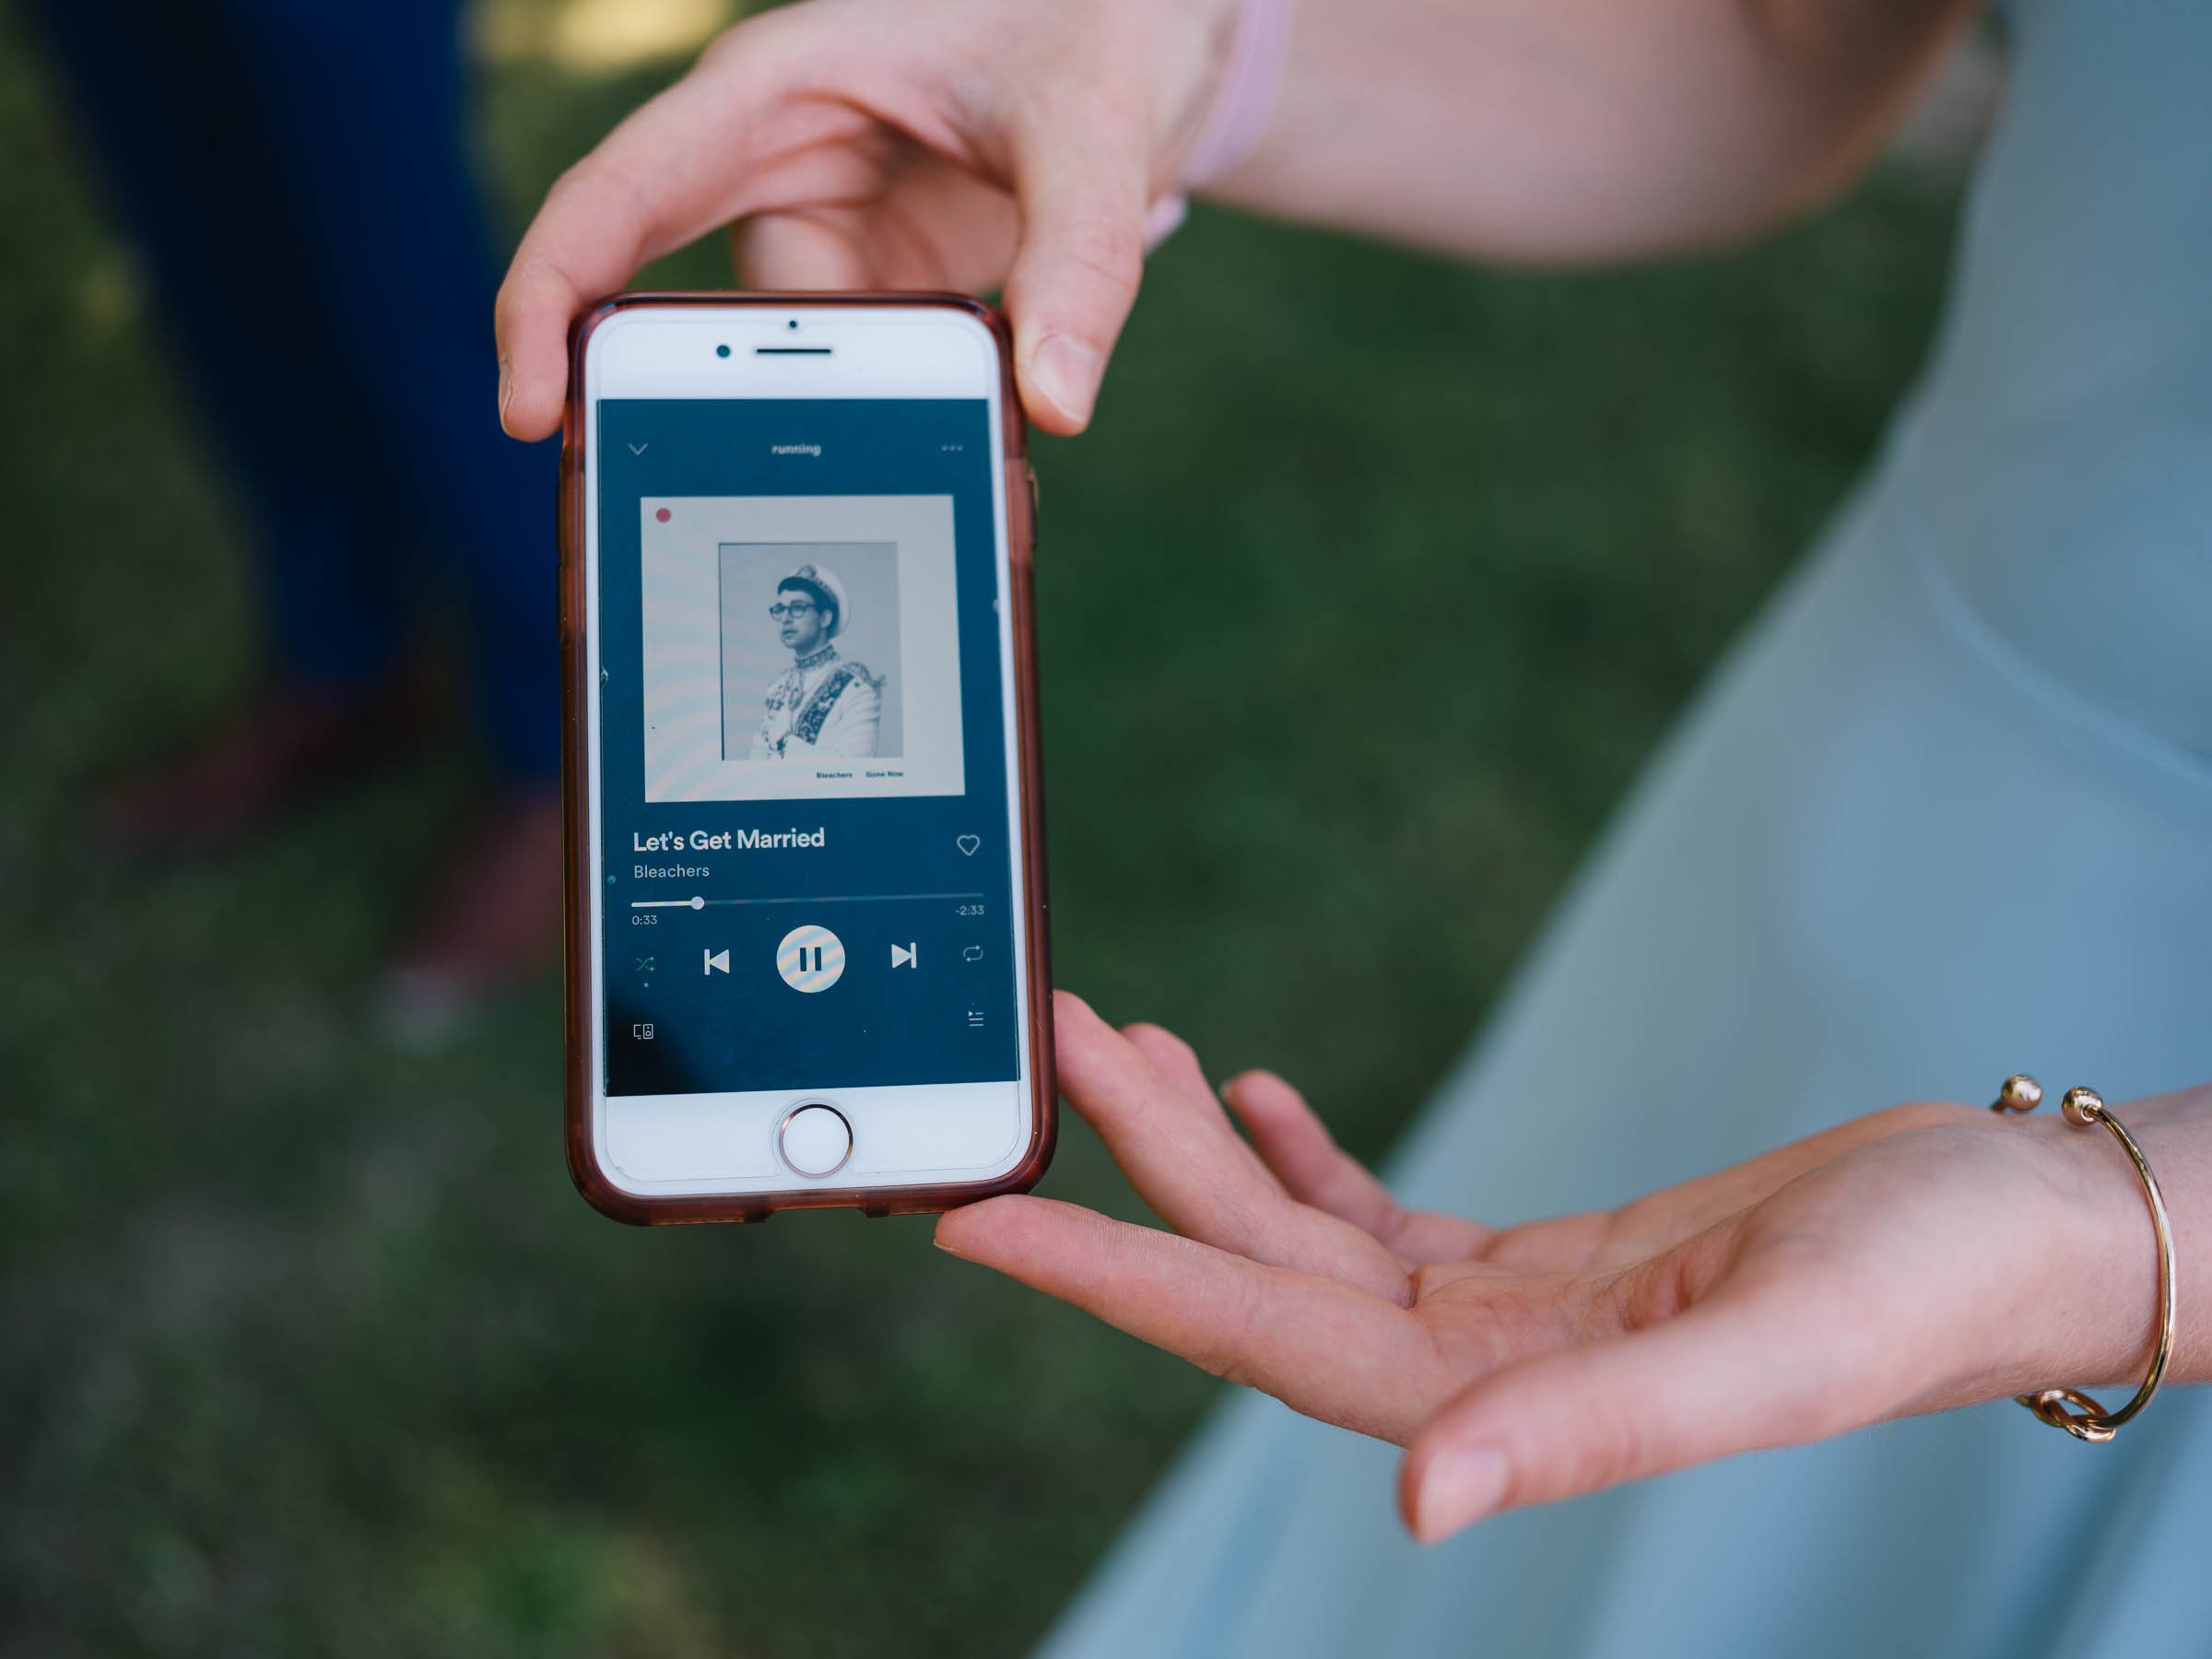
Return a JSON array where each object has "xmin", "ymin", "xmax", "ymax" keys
[{"xmin": 592, "ymin": 395, "xmax": 1020, "ymax": 1099}]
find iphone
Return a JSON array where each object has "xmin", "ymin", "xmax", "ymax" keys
[{"xmin": 560, "ymin": 294, "xmax": 1053, "ymax": 1222}]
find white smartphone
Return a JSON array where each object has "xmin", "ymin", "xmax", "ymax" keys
[{"xmin": 559, "ymin": 294, "xmax": 1053, "ymax": 1223}]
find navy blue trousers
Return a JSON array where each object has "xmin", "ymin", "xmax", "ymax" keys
[{"xmin": 29, "ymin": 0, "xmax": 557, "ymax": 780}]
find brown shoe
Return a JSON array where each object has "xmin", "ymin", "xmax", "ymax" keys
[
  {"xmin": 96, "ymin": 674, "xmax": 439, "ymax": 859},
  {"xmin": 377, "ymin": 788, "xmax": 563, "ymax": 1049}
]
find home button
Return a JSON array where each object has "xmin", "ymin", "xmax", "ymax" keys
[{"xmin": 778, "ymin": 1103, "xmax": 853, "ymax": 1178}]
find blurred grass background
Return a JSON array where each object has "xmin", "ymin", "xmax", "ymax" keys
[{"xmin": 0, "ymin": 0, "xmax": 1962, "ymax": 1652}]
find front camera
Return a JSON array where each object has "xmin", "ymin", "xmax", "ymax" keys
[
  {"xmin": 786, "ymin": 319, "xmax": 799, "ymax": 331},
  {"xmin": 715, "ymin": 343, "xmax": 731, "ymax": 359}
]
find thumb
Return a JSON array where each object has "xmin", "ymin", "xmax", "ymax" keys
[{"xmin": 1001, "ymin": 98, "xmax": 1150, "ymax": 435}]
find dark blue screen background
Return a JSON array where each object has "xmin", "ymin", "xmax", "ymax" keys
[{"xmin": 594, "ymin": 398, "xmax": 1018, "ymax": 1096}]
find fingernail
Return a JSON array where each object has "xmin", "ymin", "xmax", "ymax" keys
[
  {"xmin": 1412, "ymin": 1444, "xmax": 1509, "ymax": 1543},
  {"xmin": 1144, "ymin": 194, "xmax": 1189, "ymax": 251},
  {"xmin": 1027, "ymin": 335, "xmax": 1100, "ymax": 426},
  {"xmin": 497, "ymin": 355, "xmax": 515, "ymax": 434}
]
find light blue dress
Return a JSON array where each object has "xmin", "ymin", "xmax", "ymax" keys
[{"xmin": 1045, "ymin": 2, "xmax": 2212, "ymax": 1653}]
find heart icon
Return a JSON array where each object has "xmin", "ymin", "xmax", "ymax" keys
[{"xmin": 956, "ymin": 834, "xmax": 981, "ymax": 856}]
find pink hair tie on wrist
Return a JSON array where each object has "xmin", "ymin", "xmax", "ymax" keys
[{"xmin": 1145, "ymin": 0, "xmax": 1295, "ymax": 249}]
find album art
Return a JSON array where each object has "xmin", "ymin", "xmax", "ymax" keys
[{"xmin": 639, "ymin": 495, "xmax": 966, "ymax": 802}]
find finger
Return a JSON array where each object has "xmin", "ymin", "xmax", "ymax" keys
[
  {"xmin": 1225, "ymin": 1071, "xmax": 1496, "ymax": 1265},
  {"xmin": 1121, "ymin": 1020, "xmax": 1218, "ymax": 1108},
  {"xmin": 1055, "ymin": 995, "xmax": 1409, "ymax": 1300},
  {"xmin": 1398, "ymin": 1276, "xmax": 1853, "ymax": 1540},
  {"xmin": 735, "ymin": 210, "xmax": 879, "ymax": 290},
  {"xmin": 735, "ymin": 155, "xmax": 1018, "ymax": 293},
  {"xmin": 999, "ymin": 88, "xmax": 1150, "ymax": 434},
  {"xmin": 935, "ymin": 1194, "xmax": 1452, "ymax": 1442},
  {"xmin": 1110, "ymin": 1019, "xmax": 1325, "ymax": 1229}
]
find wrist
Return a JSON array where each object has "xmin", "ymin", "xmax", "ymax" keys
[
  {"xmin": 1140, "ymin": 0, "xmax": 1249, "ymax": 142},
  {"xmin": 1174, "ymin": 0, "xmax": 1294, "ymax": 193}
]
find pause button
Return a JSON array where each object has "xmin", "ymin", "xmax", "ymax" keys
[{"xmin": 775, "ymin": 924, "xmax": 845, "ymax": 993}]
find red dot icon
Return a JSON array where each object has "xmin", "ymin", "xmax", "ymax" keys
[{"xmin": 654, "ymin": 507, "xmax": 672, "ymax": 523}]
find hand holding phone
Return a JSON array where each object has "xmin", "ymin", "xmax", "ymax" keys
[
  {"xmin": 563, "ymin": 295, "xmax": 1052, "ymax": 1222},
  {"xmin": 495, "ymin": 0, "xmax": 1244, "ymax": 442}
]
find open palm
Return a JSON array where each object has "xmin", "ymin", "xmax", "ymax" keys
[{"xmin": 937, "ymin": 994, "xmax": 2135, "ymax": 1539}]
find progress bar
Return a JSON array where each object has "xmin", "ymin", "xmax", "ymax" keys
[{"xmin": 629, "ymin": 891, "xmax": 984, "ymax": 910}]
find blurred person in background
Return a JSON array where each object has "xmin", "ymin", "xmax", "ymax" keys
[
  {"xmin": 27, "ymin": 0, "xmax": 557, "ymax": 1041},
  {"xmin": 496, "ymin": 0, "xmax": 2211, "ymax": 1653}
]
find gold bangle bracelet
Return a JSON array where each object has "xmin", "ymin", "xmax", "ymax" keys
[{"xmin": 1989, "ymin": 1074, "xmax": 2177, "ymax": 1442}]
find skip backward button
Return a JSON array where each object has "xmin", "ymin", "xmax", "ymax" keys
[{"xmin": 703, "ymin": 947, "xmax": 730, "ymax": 975}]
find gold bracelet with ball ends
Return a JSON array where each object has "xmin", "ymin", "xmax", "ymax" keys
[{"xmin": 1990, "ymin": 1074, "xmax": 2177, "ymax": 1442}]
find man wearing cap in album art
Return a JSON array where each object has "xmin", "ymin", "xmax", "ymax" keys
[{"xmin": 751, "ymin": 562, "xmax": 883, "ymax": 760}]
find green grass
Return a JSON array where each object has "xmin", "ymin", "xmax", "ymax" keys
[{"xmin": 0, "ymin": 11, "xmax": 1958, "ymax": 1655}]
